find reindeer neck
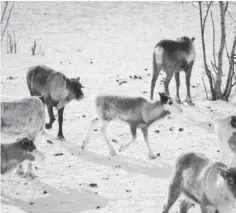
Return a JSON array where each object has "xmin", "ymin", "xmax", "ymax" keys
[
  {"xmin": 214, "ymin": 176, "xmax": 236, "ymax": 205},
  {"xmin": 6, "ymin": 143, "xmax": 33, "ymax": 162},
  {"xmin": 143, "ymin": 101, "xmax": 170, "ymax": 125}
]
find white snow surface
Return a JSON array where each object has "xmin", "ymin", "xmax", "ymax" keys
[{"xmin": 1, "ymin": 2, "xmax": 236, "ymax": 213}]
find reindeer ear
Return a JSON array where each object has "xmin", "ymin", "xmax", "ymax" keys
[
  {"xmin": 227, "ymin": 176, "xmax": 234, "ymax": 185},
  {"xmin": 38, "ymin": 95, "xmax": 45, "ymax": 105},
  {"xmin": 64, "ymin": 78, "xmax": 70, "ymax": 88},
  {"xmin": 159, "ymin": 93, "xmax": 168, "ymax": 104},
  {"xmin": 191, "ymin": 37, "xmax": 195, "ymax": 42},
  {"xmin": 231, "ymin": 116, "xmax": 236, "ymax": 128},
  {"xmin": 20, "ymin": 138, "xmax": 30, "ymax": 150},
  {"xmin": 76, "ymin": 77, "xmax": 80, "ymax": 81},
  {"xmin": 218, "ymin": 168, "xmax": 228, "ymax": 179}
]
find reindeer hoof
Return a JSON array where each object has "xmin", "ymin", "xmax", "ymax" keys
[
  {"xmin": 185, "ymin": 97, "xmax": 194, "ymax": 106},
  {"xmin": 109, "ymin": 150, "xmax": 117, "ymax": 156},
  {"xmin": 119, "ymin": 146, "xmax": 124, "ymax": 152},
  {"xmin": 149, "ymin": 154, "xmax": 157, "ymax": 159},
  {"xmin": 57, "ymin": 135, "xmax": 65, "ymax": 141},
  {"xmin": 25, "ymin": 173, "xmax": 37, "ymax": 179},
  {"xmin": 185, "ymin": 100, "xmax": 195, "ymax": 106},
  {"xmin": 175, "ymin": 97, "xmax": 183, "ymax": 104},
  {"xmin": 16, "ymin": 170, "xmax": 25, "ymax": 177},
  {"xmin": 45, "ymin": 123, "xmax": 52, "ymax": 129}
]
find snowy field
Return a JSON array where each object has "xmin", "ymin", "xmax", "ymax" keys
[{"xmin": 1, "ymin": 2, "xmax": 236, "ymax": 213}]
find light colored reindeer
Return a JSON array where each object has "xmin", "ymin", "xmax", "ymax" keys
[
  {"xmin": 81, "ymin": 93, "xmax": 182, "ymax": 159},
  {"xmin": 213, "ymin": 114, "xmax": 236, "ymax": 167},
  {"xmin": 163, "ymin": 152, "xmax": 236, "ymax": 213},
  {"xmin": 1, "ymin": 97, "xmax": 45, "ymax": 177}
]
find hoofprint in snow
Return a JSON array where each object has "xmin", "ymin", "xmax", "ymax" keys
[{"xmin": 1, "ymin": 2, "xmax": 236, "ymax": 213}]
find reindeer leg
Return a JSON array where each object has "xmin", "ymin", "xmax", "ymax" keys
[
  {"xmin": 81, "ymin": 117, "xmax": 99, "ymax": 150},
  {"xmin": 25, "ymin": 162, "xmax": 36, "ymax": 179},
  {"xmin": 16, "ymin": 164, "xmax": 25, "ymax": 176},
  {"xmin": 101, "ymin": 121, "xmax": 117, "ymax": 156},
  {"xmin": 179, "ymin": 199, "xmax": 194, "ymax": 213},
  {"xmin": 45, "ymin": 106, "xmax": 55, "ymax": 129},
  {"xmin": 163, "ymin": 171, "xmax": 182, "ymax": 213},
  {"xmin": 151, "ymin": 60, "xmax": 162, "ymax": 100},
  {"xmin": 185, "ymin": 61, "xmax": 194, "ymax": 105},
  {"xmin": 164, "ymin": 70, "xmax": 174, "ymax": 96},
  {"xmin": 119, "ymin": 123, "xmax": 137, "ymax": 152},
  {"xmin": 57, "ymin": 107, "xmax": 65, "ymax": 140},
  {"xmin": 175, "ymin": 72, "xmax": 182, "ymax": 104},
  {"xmin": 141, "ymin": 127, "xmax": 156, "ymax": 159}
]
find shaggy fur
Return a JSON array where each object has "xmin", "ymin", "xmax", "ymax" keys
[
  {"xmin": 163, "ymin": 152, "xmax": 236, "ymax": 213},
  {"xmin": 1, "ymin": 97, "xmax": 45, "ymax": 140},
  {"xmin": 82, "ymin": 93, "xmax": 182, "ymax": 159}
]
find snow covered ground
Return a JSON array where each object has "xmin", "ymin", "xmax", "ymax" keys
[{"xmin": 1, "ymin": 2, "xmax": 236, "ymax": 213}]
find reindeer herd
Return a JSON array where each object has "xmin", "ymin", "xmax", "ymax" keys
[{"xmin": 1, "ymin": 36, "xmax": 236, "ymax": 213}]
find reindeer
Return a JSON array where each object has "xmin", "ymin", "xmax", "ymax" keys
[
  {"xmin": 151, "ymin": 36, "xmax": 196, "ymax": 105},
  {"xmin": 81, "ymin": 93, "xmax": 182, "ymax": 159},
  {"xmin": 1, "ymin": 97, "xmax": 45, "ymax": 177},
  {"xmin": 163, "ymin": 152, "xmax": 236, "ymax": 213},
  {"xmin": 213, "ymin": 114, "xmax": 236, "ymax": 167},
  {"xmin": 27, "ymin": 65, "xmax": 84, "ymax": 140},
  {"xmin": 1, "ymin": 138, "xmax": 45, "ymax": 175},
  {"xmin": 1, "ymin": 97, "xmax": 45, "ymax": 141}
]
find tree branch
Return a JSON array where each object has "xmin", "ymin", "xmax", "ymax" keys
[
  {"xmin": 1, "ymin": 1, "xmax": 15, "ymax": 42},
  {"xmin": 227, "ymin": 10, "xmax": 236, "ymax": 24},
  {"xmin": 203, "ymin": 1, "xmax": 212, "ymax": 31},
  {"xmin": 1, "ymin": 1, "xmax": 8, "ymax": 23},
  {"xmin": 211, "ymin": 11, "xmax": 217, "ymax": 67},
  {"xmin": 224, "ymin": 1, "xmax": 229, "ymax": 13},
  {"xmin": 216, "ymin": 2, "xmax": 226, "ymax": 96},
  {"xmin": 224, "ymin": 36, "xmax": 236, "ymax": 99}
]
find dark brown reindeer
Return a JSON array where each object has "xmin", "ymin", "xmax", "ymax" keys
[
  {"xmin": 151, "ymin": 36, "xmax": 196, "ymax": 105},
  {"xmin": 27, "ymin": 65, "xmax": 84, "ymax": 140},
  {"xmin": 1, "ymin": 138, "xmax": 45, "ymax": 176}
]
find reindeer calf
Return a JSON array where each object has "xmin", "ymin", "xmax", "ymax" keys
[
  {"xmin": 1, "ymin": 97, "xmax": 45, "ymax": 177},
  {"xmin": 81, "ymin": 93, "xmax": 182, "ymax": 159},
  {"xmin": 1, "ymin": 138, "xmax": 45, "ymax": 176},
  {"xmin": 163, "ymin": 152, "xmax": 236, "ymax": 213}
]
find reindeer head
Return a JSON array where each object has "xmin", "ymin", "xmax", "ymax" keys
[
  {"xmin": 159, "ymin": 92, "xmax": 182, "ymax": 114},
  {"xmin": 66, "ymin": 77, "xmax": 84, "ymax": 100},
  {"xmin": 19, "ymin": 138, "xmax": 45, "ymax": 162},
  {"xmin": 218, "ymin": 167, "xmax": 236, "ymax": 200},
  {"xmin": 20, "ymin": 138, "xmax": 36, "ymax": 152}
]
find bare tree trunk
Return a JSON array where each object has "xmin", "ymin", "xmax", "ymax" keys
[
  {"xmin": 215, "ymin": 2, "xmax": 226, "ymax": 98},
  {"xmin": 224, "ymin": 36, "xmax": 236, "ymax": 100}
]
